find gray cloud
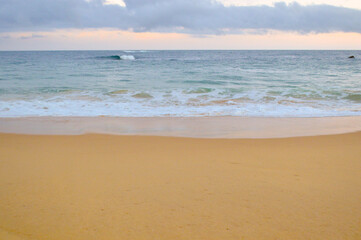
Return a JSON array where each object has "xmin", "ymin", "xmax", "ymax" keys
[
  {"xmin": 0, "ymin": 0, "xmax": 360, "ymax": 34},
  {"xmin": 19, "ymin": 34, "xmax": 45, "ymax": 40},
  {"xmin": 0, "ymin": 34, "xmax": 11, "ymax": 39}
]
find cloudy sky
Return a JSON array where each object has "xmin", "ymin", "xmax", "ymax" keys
[{"xmin": 1, "ymin": 0, "xmax": 361, "ymax": 50}]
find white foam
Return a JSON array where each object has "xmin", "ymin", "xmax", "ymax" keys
[
  {"xmin": 120, "ymin": 55, "xmax": 135, "ymax": 60},
  {"xmin": 0, "ymin": 99, "xmax": 360, "ymax": 118},
  {"xmin": 0, "ymin": 89, "xmax": 360, "ymax": 118}
]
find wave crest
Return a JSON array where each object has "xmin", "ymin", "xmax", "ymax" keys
[
  {"xmin": 120, "ymin": 55, "xmax": 135, "ymax": 60},
  {"xmin": 97, "ymin": 55, "xmax": 135, "ymax": 60}
]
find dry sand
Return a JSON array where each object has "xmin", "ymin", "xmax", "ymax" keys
[{"xmin": 0, "ymin": 132, "xmax": 360, "ymax": 240}]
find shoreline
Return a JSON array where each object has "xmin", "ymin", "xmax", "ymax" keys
[{"xmin": 0, "ymin": 115, "xmax": 361, "ymax": 138}]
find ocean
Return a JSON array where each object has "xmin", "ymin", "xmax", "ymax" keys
[{"xmin": 0, "ymin": 50, "xmax": 360, "ymax": 117}]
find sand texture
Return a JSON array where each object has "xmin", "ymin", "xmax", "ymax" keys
[{"xmin": 0, "ymin": 132, "xmax": 360, "ymax": 240}]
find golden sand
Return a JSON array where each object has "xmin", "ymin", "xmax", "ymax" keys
[{"xmin": 0, "ymin": 132, "xmax": 360, "ymax": 240}]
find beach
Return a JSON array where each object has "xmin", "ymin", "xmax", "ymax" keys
[
  {"xmin": 1, "ymin": 121, "xmax": 360, "ymax": 240},
  {"xmin": 1, "ymin": 0, "xmax": 361, "ymax": 238},
  {"xmin": 0, "ymin": 50, "xmax": 360, "ymax": 240}
]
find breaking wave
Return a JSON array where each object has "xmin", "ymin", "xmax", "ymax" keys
[{"xmin": 97, "ymin": 55, "xmax": 135, "ymax": 60}]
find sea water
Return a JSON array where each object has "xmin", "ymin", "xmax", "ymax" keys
[{"xmin": 0, "ymin": 50, "xmax": 360, "ymax": 117}]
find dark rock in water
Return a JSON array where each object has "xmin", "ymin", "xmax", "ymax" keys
[{"xmin": 348, "ymin": 56, "xmax": 355, "ymax": 59}]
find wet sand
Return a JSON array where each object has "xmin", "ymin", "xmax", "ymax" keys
[
  {"xmin": 0, "ymin": 131, "xmax": 360, "ymax": 240},
  {"xmin": 0, "ymin": 116, "xmax": 361, "ymax": 138}
]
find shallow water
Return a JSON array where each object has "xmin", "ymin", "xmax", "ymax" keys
[{"xmin": 0, "ymin": 50, "xmax": 360, "ymax": 117}]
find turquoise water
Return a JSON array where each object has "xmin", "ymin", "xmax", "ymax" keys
[{"xmin": 0, "ymin": 50, "xmax": 360, "ymax": 117}]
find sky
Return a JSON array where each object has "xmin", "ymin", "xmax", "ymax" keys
[{"xmin": 0, "ymin": 0, "xmax": 361, "ymax": 50}]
